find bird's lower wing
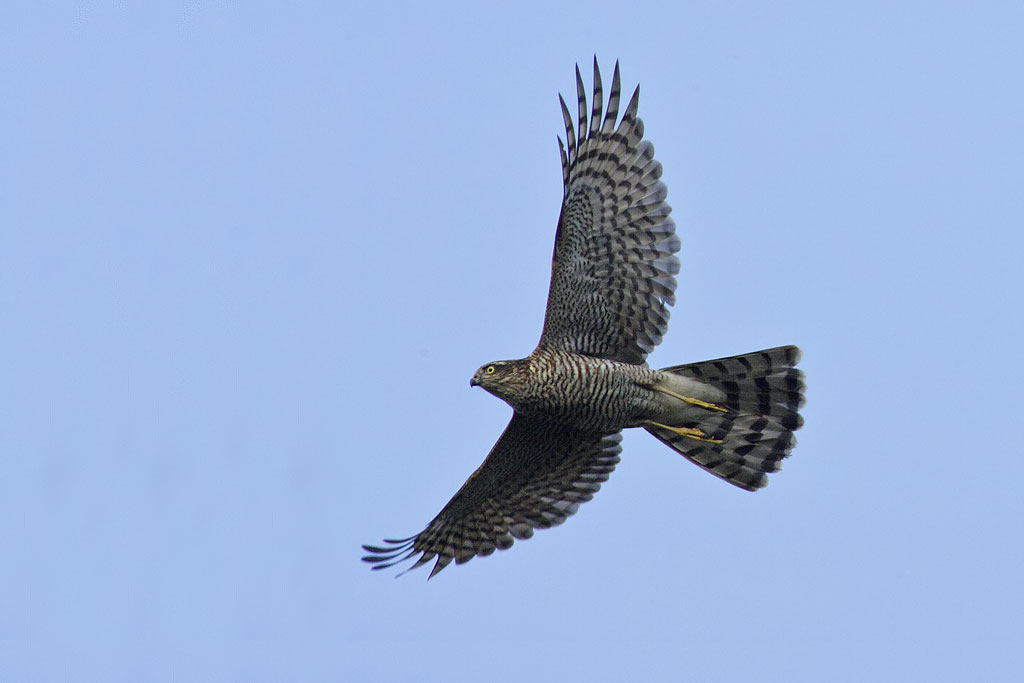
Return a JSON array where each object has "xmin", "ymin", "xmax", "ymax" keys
[{"xmin": 362, "ymin": 413, "xmax": 621, "ymax": 579}]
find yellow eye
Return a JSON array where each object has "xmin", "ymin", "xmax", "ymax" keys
[{"xmin": 486, "ymin": 365, "xmax": 495, "ymax": 374}]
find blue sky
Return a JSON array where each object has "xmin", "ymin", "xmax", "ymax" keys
[{"xmin": 3, "ymin": 2, "xmax": 1023, "ymax": 681}]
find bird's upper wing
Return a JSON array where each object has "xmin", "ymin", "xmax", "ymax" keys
[
  {"xmin": 362, "ymin": 414, "xmax": 621, "ymax": 579},
  {"xmin": 538, "ymin": 59, "xmax": 679, "ymax": 364}
]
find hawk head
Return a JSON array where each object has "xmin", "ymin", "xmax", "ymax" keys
[{"xmin": 470, "ymin": 360, "xmax": 526, "ymax": 404}]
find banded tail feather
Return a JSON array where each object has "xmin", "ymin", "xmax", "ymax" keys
[{"xmin": 646, "ymin": 346, "xmax": 805, "ymax": 491}]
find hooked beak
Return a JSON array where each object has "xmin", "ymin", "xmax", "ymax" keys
[{"xmin": 470, "ymin": 376, "xmax": 480, "ymax": 387}]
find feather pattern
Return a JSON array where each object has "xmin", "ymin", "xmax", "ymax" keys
[
  {"xmin": 540, "ymin": 58, "xmax": 679, "ymax": 365},
  {"xmin": 647, "ymin": 346, "xmax": 805, "ymax": 490},
  {"xmin": 362, "ymin": 415, "xmax": 621, "ymax": 578}
]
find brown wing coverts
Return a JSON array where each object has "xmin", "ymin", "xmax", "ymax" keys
[
  {"xmin": 361, "ymin": 415, "xmax": 622, "ymax": 578},
  {"xmin": 539, "ymin": 59, "xmax": 680, "ymax": 364}
]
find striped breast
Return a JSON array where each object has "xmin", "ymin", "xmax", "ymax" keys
[{"xmin": 519, "ymin": 349, "xmax": 654, "ymax": 432}]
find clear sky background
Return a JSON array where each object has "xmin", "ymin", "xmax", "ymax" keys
[{"xmin": 3, "ymin": 2, "xmax": 1023, "ymax": 681}]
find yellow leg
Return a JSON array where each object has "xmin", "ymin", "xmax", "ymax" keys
[
  {"xmin": 644, "ymin": 420, "xmax": 723, "ymax": 444},
  {"xmin": 652, "ymin": 386, "xmax": 728, "ymax": 413}
]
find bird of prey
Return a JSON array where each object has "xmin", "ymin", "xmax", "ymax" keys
[{"xmin": 363, "ymin": 59, "xmax": 805, "ymax": 578}]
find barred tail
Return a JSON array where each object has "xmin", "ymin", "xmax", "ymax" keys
[{"xmin": 645, "ymin": 345, "xmax": 805, "ymax": 491}]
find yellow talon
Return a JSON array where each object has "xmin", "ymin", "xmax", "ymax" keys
[
  {"xmin": 653, "ymin": 386, "xmax": 728, "ymax": 413},
  {"xmin": 644, "ymin": 421, "xmax": 723, "ymax": 444}
]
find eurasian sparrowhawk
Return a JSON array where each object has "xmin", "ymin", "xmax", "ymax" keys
[{"xmin": 363, "ymin": 60, "xmax": 805, "ymax": 578}]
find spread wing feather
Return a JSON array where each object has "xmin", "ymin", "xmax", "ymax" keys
[
  {"xmin": 540, "ymin": 58, "xmax": 679, "ymax": 364},
  {"xmin": 362, "ymin": 414, "xmax": 622, "ymax": 579}
]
